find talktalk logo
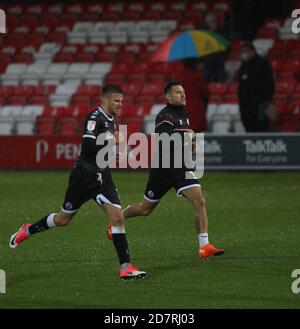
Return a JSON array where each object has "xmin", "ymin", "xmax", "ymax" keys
[
  {"xmin": 243, "ymin": 140, "xmax": 287, "ymax": 154},
  {"xmin": 0, "ymin": 9, "xmax": 6, "ymax": 34}
]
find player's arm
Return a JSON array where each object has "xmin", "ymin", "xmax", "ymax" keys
[{"xmin": 81, "ymin": 116, "xmax": 102, "ymax": 155}]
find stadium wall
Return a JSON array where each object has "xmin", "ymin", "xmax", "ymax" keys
[{"xmin": 0, "ymin": 134, "xmax": 299, "ymax": 170}]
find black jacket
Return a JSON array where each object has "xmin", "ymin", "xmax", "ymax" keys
[{"xmin": 238, "ymin": 55, "xmax": 274, "ymax": 105}]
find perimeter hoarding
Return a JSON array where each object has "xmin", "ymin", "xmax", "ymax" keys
[{"xmin": 0, "ymin": 133, "xmax": 299, "ymax": 170}]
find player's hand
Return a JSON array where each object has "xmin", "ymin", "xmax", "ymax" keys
[{"xmin": 114, "ymin": 131, "xmax": 125, "ymax": 145}]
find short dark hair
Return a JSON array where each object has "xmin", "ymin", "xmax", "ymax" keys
[
  {"xmin": 102, "ymin": 84, "xmax": 124, "ymax": 97},
  {"xmin": 163, "ymin": 80, "xmax": 182, "ymax": 95}
]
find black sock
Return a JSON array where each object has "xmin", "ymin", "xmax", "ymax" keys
[
  {"xmin": 28, "ymin": 214, "xmax": 52, "ymax": 235},
  {"xmin": 112, "ymin": 234, "xmax": 130, "ymax": 265}
]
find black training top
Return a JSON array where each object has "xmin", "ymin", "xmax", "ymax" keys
[
  {"xmin": 77, "ymin": 107, "xmax": 116, "ymax": 173},
  {"xmin": 154, "ymin": 103, "xmax": 193, "ymax": 171}
]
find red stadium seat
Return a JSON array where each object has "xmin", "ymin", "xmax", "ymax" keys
[
  {"xmin": 13, "ymin": 85, "xmax": 36, "ymax": 97},
  {"xmin": 140, "ymin": 82, "xmax": 163, "ymax": 97},
  {"xmin": 101, "ymin": 12, "xmax": 119, "ymax": 21},
  {"xmin": 0, "ymin": 86, "xmax": 15, "ymax": 98},
  {"xmin": 47, "ymin": 32, "xmax": 67, "ymax": 44},
  {"xmin": 227, "ymin": 83, "xmax": 238, "ymax": 94},
  {"xmin": 41, "ymin": 106, "xmax": 67, "ymax": 119},
  {"xmin": 29, "ymin": 95, "xmax": 49, "ymax": 106},
  {"xmin": 27, "ymin": 33, "xmax": 45, "ymax": 47},
  {"xmin": 35, "ymin": 85, "xmax": 57, "ymax": 96},
  {"xmin": 6, "ymin": 4, "xmax": 24, "ymax": 15},
  {"xmin": 0, "ymin": 96, "xmax": 6, "ymax": 106},
  {"xmin": 275, "ymin": 80, "xmax": 296, "ymax": 96},
  {"xmin": 0, "ymin": 56, "xmax": 10, "ymax": 73},
  {"xmin": 26, "ymin": 4, "xmax": 45, "ymax": 15},
  {"xmin": 223, "ymin": 94, "xmax": 239, "ymax": 103},
  {"xmin": 289, "ymin": 49, "xmax": 300, "ymax": 60},
  {"xmin": 76, "ymin": 85, "xmax": 101, "ymax": 97},
  {"xmin": 81, "ymin": 13, "xmax": 99, "ymax": 22},
  {"xmin": 257, "ymin": 27, "xmax": 278, "ymax": 39},
  {"xmin": 110, "ymin": 61, "xmax": 133, "ymax": 75},
  {"xmin": 186, "ymin": 99, "xmax": 207, "ymax": 131},
  {"xmin": 164, "ymin": 11, "xmax": 184, "ymax": 20},
  {"xmin": 105, "ymin": 73, "xmax": 125, "ymax": 86},
  {"xmin": 208, "ymin": 83, "xmax": 229, "ymax": 95},
  {"xmin": 124, "ymin": 2, "xmax": 145, "ymax": 12},
  {"xmin": 57, "ymin": 117, "xmax": 79, "ymax": 135},
  {"xmin": 122, "ymin": 119, "xmax": 143, "ymax": 135},
  {"xmin": 209, "ymin": 95, "xmax": 223, "ymax": 104},
  {"xmin": 8, "ymin": 96, "xmax": 27, "ymax": 106},
  {"xmin": 54, "ymin": 45, "xmax": 78, "ymax": 63},
  {"xmin": 122, "ymin": 83, "xmax": 143, "ymax": 97},
  {"xmin": 54, "ymin": 53, "xmax": 74, "ymax": 63},
  {"xmin": 270, "ymin": 60, "xmax": 285, "ymax": 75},
  {"xmin": 36, "ymin": 116, "xmax": 56, "ymax": 135},
  {"xmin": 121, "ymin": 12, "xmax": 141, "ymax": 20},
  {"xmin": 280, "ymin": 101, "xmax": 300, "ymax": 132},
  {"xmin": 71, "ymin": 95, "xmax": 91, "ymax": 107},
  {"xmin": 142, "ymin": 11, "xmax": 161, "ymax": 20},
  {"xmin": 267, "ymin": 49, "xmax": 287, "ymax": 61}
]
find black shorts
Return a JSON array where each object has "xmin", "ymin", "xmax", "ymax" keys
[
  {"xmin": 144, "ymin": 169, "xmax": 201, "ymax": 203},
  {"xmin": 62, "ymin": 166, "xmax": 121, "ymax": 214}
]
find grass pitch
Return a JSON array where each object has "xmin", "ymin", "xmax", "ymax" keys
[{"xmin": 0, "ymin": 171, "xmax": 300, "ymax": 309}]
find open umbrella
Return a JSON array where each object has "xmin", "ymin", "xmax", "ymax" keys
[{"xmin": 151, "ymin": 30, "xmax": 230, "ymax": 62}]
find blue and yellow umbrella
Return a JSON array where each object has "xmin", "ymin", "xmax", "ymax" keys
[{"xmin": 151, "ymin": 30, "xmax": 229, "ymax": 62}]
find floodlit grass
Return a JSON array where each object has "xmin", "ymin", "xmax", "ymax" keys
[{"xmin": 0, "ymin": 171, "xmax": 299, "ymax": 309}]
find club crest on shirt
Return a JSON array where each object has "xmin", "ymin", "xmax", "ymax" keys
[{"xmin": 87, "ymin": 120, "xmax": 96, "ymax": 131}]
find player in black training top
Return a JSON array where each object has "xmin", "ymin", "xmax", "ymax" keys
[
  {"xmin": 107, "ymin": 81, "xmax": 224, "ymax": 259},
  {"xmin": 9, "ymin": 85, "xmax": 146, "ymax": 280}
]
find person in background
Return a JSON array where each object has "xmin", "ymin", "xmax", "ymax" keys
[{"xmin": 238, "ymin": 41, "xmax": 275, "ymax": 132}]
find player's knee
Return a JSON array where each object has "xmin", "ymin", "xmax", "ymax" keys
[
  {"xmin": 198, "ymin": 192, "xmax": 206, "ymax": 208},
  {"xmin": 110, "ymin": 212, "xmax": 125, "ymax": 226},
  {"xmin": 56, "ymin": 212, "xmax": 72, "ymax": 226},
  {"xmin": 194, "ymin": 192, "xmax": 206, "ymax": 210},
  {"xmin": 198, "ymin": 195, "xmax": 206, "ymax": 208}
]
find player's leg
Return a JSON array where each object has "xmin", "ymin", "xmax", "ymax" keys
[
  {"xmin": 9, "ymin": 211, "xmax": 76, "ymax": 249},
  {"xmin": 123, "ymin": 169, "xmax": 169, "ymax": 219},
  {"xmin": 9, "ymin": 167, "xmax": 84, "ymax": 249},
  {"xmin": 106, "ymin": 199, "xmax": 158, "ymax": 240},
  {"xmin": 97, "ymin": 197, "xmax": 146, "ymax": 279},
  {"xmin": 123, "ymin": 198, "xmax": 159, "ymax": 218},
  {"xmin": 178, "ymin": 184, "xmax": 224, "ymax": 258},
  {"xmin": 106, "ymin": 170, "xmax": 169, "ymax": 239},
  {"xmin": 95, "ymin": 172, "xmax": 146, "ymax": 280}
]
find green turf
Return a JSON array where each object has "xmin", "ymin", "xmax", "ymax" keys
[{"xmin": 0, "ymin": 171, "xmax": 300, "ymax": 309}]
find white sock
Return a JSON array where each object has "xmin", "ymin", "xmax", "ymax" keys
[
  {"xmin": 47, "ymin": 213, "xmax": 56, "ymax": 228},
  {"xmin": 111, "ymin": 226, "xmax": 126, "ymax": 234},
  {"xmin": 199, "ymin": 233, "xmax": 209, "ymax": 247}
]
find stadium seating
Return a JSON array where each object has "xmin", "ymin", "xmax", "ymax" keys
[{"xmin": 0, "ymin": 0, "xmax": 299, "ymax": 135}]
